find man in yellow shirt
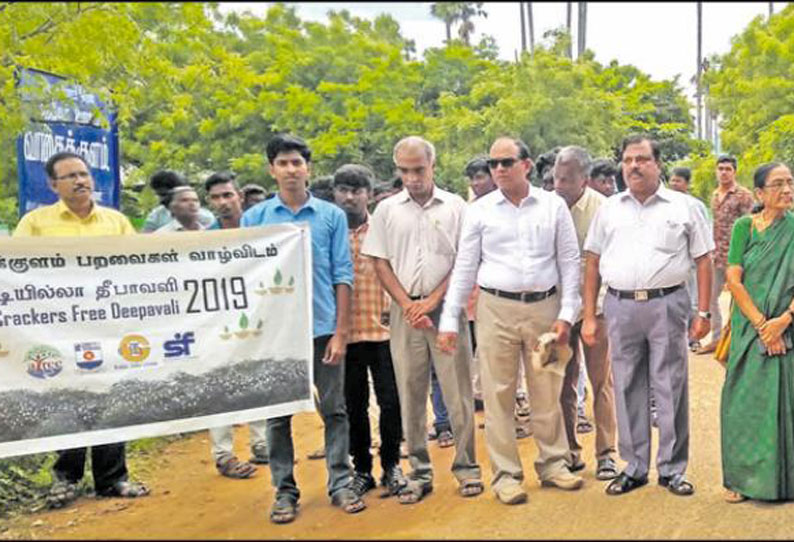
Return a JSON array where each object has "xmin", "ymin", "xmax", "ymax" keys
[{"xmin": 14, "ymin": 151, "xmax": 148, "ymax": 508}]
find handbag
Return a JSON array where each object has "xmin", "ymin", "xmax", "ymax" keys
[{"xmin": 713, "ymin": 320, "xmax": 731, "ymax": 368}]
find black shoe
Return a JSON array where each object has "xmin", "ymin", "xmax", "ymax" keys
[
  {"xmin": 380, "ymin": 465, "xmax": 407, "ymax": 497},
  {"xmin": 350, "ymin": 471, "xmax": 376, "ymax": 497},
  {"xmin": 473, "ymin": 398, "xmax": 484, "ymax": 412},
  {"xmin": 658, "ymin": 474, "xmax": 695, "ymax": 496}
]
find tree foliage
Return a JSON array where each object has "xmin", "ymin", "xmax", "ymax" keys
[
  {"xmin": 1, "ymin": 2, "xmax": 696, "ymax": 227},
  {"xmin": 705, "ymin": 3, "xmax": 794, "ymax": 187}
]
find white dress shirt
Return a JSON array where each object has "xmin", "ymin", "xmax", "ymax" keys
[
  {"xmin": 361, "ymin": 187, "xmax": 466, "ymax": 297},
  {"xmin": 439, "ymin": 186, "xmax": 581, "ymax": 333},
  {"xmin": 583, "ymin": 184, "xmax": 714, "ymax": 290}
]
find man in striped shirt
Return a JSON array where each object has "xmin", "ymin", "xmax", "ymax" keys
[{"xmin": 332, "ymin": 164, "xmax": 405, "ymax": 498}]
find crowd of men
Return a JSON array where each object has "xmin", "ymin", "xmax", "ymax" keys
[{"xmin": 15, "ymin": 130, "xmax": 756, "ymax": 524}]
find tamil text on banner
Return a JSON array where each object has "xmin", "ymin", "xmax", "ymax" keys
[{"xmin": 0, "ymin": 224, "xmax": 314, "ymax": 458}]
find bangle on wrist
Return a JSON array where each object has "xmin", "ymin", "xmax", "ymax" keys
[{"xmin": 754, "ymin": 317, "xmax": 767, "ymax": 329}]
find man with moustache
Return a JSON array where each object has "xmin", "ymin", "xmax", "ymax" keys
[
  {"xmin": 362, "ymin": 136, "xmax": 483, "ymax": 504},
  {"xmin": 437, "ymin": 137, "xmax": 583, "ymax": 505},
  {"xmin": 582, "ymin": 135, "xmax": 714, "ymax": 497},
  {"xmin": 14, "ymin": 151, "xmax": 148, "ymax": 507}
]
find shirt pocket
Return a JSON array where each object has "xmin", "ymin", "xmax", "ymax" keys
[
  {"xmin": 431, "ymin": 220, "xmax": 456, "ymax": 256},
  {"xmin": 656, "ymin": 219, "xmax": 686, "ymax": 253},
  {"xmin": 525, "ymin": 223, "xmax": 554, "ymax": 256}
]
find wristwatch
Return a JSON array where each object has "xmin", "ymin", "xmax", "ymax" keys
[{"xmin": 697, "ymin": 310, "xmax": 711, "ymax": 319}]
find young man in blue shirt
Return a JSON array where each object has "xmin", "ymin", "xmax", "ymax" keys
[{"xmin": 241, "ymin": 134, "xmax": 362, "ymax": 524}]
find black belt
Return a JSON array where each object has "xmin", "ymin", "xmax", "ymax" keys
[
  {"xmin": 607, "ymin": 284, "xmax": 683, "ymax": 301},
  {"xmin": 409, "ymin": 295, "xmax": 427, "ymax": 301},
  {"xmin": 480, "ymin": 285, "xmax": 556, "ymax": 303}
]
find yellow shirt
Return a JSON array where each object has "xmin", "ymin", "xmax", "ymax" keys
[{"xmin": 13, "ymin": 200, "xmax": 135, "ymax": 238}]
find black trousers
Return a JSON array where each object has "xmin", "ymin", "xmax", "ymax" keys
[
  {"xmin": 344, "ymin": 340, "xmax": 402, "ymax": 475},
  {"xmin": 53, "ymin": 442, "xmax": 128, "ymax": 493}
]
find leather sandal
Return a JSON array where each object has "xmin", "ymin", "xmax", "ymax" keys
[
  {"xmin": 595, "ymin": 458, "xmax": 619, "ymax": 481},
  {"xmin": 216, "ymin": 456, "xmax": 257, "ymax": 479},
  {"xmin": 47, "ymin": 480, "xmax": 80, "ymax": 509},
  {"xmin": 331, "ymin": 488, "xmax": 367, "ymax": 514},
  {"xmin": 658, "ymin": 474, "xmax": 695, "ymax": 496},
  {"xmin": 724, "ymin": 489, "xmax": 747, "ymax": 503},
  {"xmin": 270, "ymin": 495, "xmax": 298, "ymax": 524},
  {"xmin": 397, "ymin": 480, "xmax": 432, "ymax": 504},
  {"xmin": 605, "ymin": 472, "xmax": 647, "ymax": 496},
  {"xmin": 458, "ymin": 478, "xmax": 484, "ymax": 498}
]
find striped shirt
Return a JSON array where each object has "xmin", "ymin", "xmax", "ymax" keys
[{"xmin": 350, "ymin": 219, "xmax": 390, "ymax": 343}]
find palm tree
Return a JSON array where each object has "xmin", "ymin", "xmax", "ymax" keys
[
  {"xmin": 430, "ymin": 3, "xmax": 461, "ymax": 44},
  {"xmin": 429, "ymin": 3, "xmax": 487, "ymax": 46},
  {"xmin": 457, "ymin": 3, "xmax": 487, "ymax": 46}
]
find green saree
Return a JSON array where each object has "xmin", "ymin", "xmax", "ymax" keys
[{"xmin": 721, "ymin": 211, "xmax": 794, "ymax": 500}]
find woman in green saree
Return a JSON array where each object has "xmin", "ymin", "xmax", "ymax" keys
[{"xmin": 722, "ymin": 162, "xmax": 794, "ymax": 503}]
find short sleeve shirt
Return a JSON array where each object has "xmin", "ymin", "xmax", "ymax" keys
[
  {"xmin": 14, "ymin": 200, "xmax": 135, "ymax": 237},
  {"xmin": 584, "ymin": 184, "xmax": 715, "ymax": 290},
  {"xmin": 361, "ymin": 187, "xmax": 467, "ymax": 297}
]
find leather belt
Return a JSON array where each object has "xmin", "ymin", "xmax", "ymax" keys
[
  {"xmin": 480, "ymin": 285, "xmax": 557, "ymax": 303},
  {"xmin": 607, "ymin": 284, "xmax": 683, "ymax": 302},
  {"xmin": 409, "ymin": 295, "xmax": 427, "ymax": 301}
]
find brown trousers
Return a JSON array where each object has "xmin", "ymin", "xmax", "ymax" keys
[{"xmin": 560, "ymin": 316, "xmax": 618, "ymax": 463}]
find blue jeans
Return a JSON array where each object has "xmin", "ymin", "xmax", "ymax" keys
[
  {"xmin": 430, "ymin": 366, "xmax": 450, "ymax": 433},
  {"xmin": 267, "ymin": 335, "xmax": 352, "ymax": 503}
]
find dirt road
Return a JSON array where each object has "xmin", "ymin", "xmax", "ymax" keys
[{"xmin": 1, "ymin": 348, "xmax": 791, "ymax": 539}]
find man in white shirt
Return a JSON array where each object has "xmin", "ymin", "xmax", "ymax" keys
[
  {"xmin": 553, "ymin": 146, "xmax": 619, "ymax": 482},
  {"xmin": 362, "ymin": 136, "xmax": 483, "ymax": 504},
  {"xmin": 437, "ymin": 137, "xmax": 583, "ymax": 505},
  {"xmin": 582, "ymin": 135, "xmax": 714, "ymax": 497}
]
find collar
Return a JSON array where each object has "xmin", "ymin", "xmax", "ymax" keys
[
  {"xmin": 397, "ymin": 186, "xmax": 447, "ymax": 206},
  {"xmin": 274, "ymin": 191, "xmax": 316, "ymax": 213},
  {"xmin": 713, "ymin": 183, "xmax": 739, "ymax": 197},
  {"xmin": 56, "ymin": 199, "xmax": 96, "ymax": 221},
  {"xmin": 619, "ymin": 182, "xmax": 670, "ymax": 205},
  {"xmin": 494, "ymin": 182, "xmax": 537, "ymax": 206}
]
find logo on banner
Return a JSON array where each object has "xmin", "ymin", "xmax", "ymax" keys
[
  {"xmin": 74, "ymin": 342, "xmax": 103, "ymax": 371},
  {"xmin": 25, "ymin": 345, "xmax": 64, "ymax": 379},
  {"xmin": 163, "ymin": 332, "xmax": 196, "ymax": 359},
  {"xmin": 118, "ymin": 334, "xmax": 150, "ymax": 363}
]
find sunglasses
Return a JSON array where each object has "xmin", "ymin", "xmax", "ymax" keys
[{"xmin": 487, "ymin": 157, "xmax": 521, "ymax": 169}]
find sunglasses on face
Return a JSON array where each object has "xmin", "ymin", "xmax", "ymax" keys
[{"xmin": 487, "ymin": 157, "xmax": 521, "ymax": 170}]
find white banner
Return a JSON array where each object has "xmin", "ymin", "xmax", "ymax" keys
[{"xmin": 0, "ymin": 224, "xmax": 314, "ymax": 458}]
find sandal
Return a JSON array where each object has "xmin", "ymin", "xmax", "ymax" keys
[
  {"xmin": 459, "ymin": 478, "xmax": 484, "ymax": 498},
  {"xmin": 437, "ymin": 429, "xmax": 454, "ymax": 448},
  {"xmin": 47, "ymin": 479, "xmax": 80, "ymax": 509},
  {"xmin": 605, "ymin": 472, "xmax": 647, "ymax": 496},
  {"xmin": 331, "ymin": 488, "xmax": 367, "ymax": 514},
  {"xmin": 216, "ymin": 456, "xmax": 257, "ymax": 479},
  {"xmin": 270, "ymin": 495, "xmax": 298, "ymax": 524},
  {"xmin": 658, "ymin": 474, "xmax": 695, "ymax": 496},
  {"xmin": 97, "ymin": 480, "xmax": 150, "ymax": 498},
  {"xmin": 596, "ymin": 458, "xmax": 618, "ymax": 481},
  {"xmin": 724, "ymin": 489, "xmax": 747, "ymax": 503},
  {"xmin": 398, "ymin": 480, "xmax": 433, "ymax": 505}
]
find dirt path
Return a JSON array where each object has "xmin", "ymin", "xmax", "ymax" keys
[{"xmin": 2, "ymin": 348, "xmax": 792, "ymax": 539}]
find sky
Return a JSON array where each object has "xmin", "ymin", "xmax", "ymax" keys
[{"xmin": 218, "ymin": 0, "xmax": 784, "ymax": 126}]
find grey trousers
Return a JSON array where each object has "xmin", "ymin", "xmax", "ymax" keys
[
  {"xmin": 603, "ymin": 287, "xmax": 690, "ymax": 480},
  {"xmin": 709, "ymin": 267, "xmax": 727, "ymax": 341},
  {"xmin": 389, "ymin": 304, "xmax": 481, "ymax": 486}
]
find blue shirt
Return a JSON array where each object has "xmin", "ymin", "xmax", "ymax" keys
[{"xmin": 241, "ymin": 193, "xmax": 353, "ymax": 338}]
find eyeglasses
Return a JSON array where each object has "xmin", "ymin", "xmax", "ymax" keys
[
  {"xmin": 487, "ymin": 157, "xmax": 520, "ymax": 169},
  {"xmin": 621, "ymin": 155, "xmax": 654, "ymax": 167},
  {"xmin": 54, "ymin": 171, "xmax": 91, "ymax": 182},
  {"xmin": 764, "ymin": 179, "xmax": 794, "ymax": 191}
]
